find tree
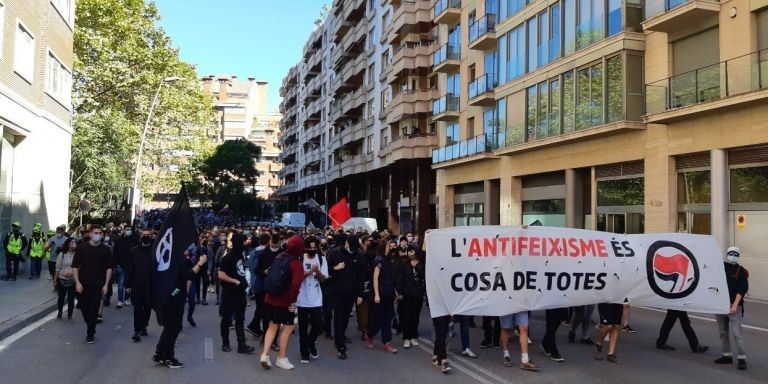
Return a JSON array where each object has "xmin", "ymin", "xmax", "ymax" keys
[
  {"xmin": 314, "ymin": 3, "xmax": 331, "ymax": 27},
  {"xmin": 71, "ymin": 0, "xmax": 214, "ymax": 219},
  {"xmin": 198, "ymin": 139, "xmax": 263, "ymax": 214}
]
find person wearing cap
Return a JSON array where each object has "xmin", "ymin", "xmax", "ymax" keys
[
  {"xmin": 44, "ymin": 229, "xmax": 60, "ymax": 280},
  {"xmin": 714, "ymin": 246, "xmax": 750, "ymax": 370},
  {"xmin": 27, "ymin": 223, "xmax": 47, "ymax": 279},
  {"xmin": 325, "ymin": 234, "xmax": 365, "ymax": 360},
  {"xmin": 2, "ymin": 222, "xmax": 28, "ymax": 281}
]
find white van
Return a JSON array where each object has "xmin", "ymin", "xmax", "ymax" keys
[
  {"xmin": 280, "ymin": 212, "xmax": 306, "ymax": 228},
  {"xmin": 341, "ymin": 217, "xmax": 378, "ymax": 233}
]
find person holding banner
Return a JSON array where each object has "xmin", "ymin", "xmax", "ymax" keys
[
  {"xmin": 499, "ymin": 312, "xmax": 539, "ymax": 371},
  {"xmin": 714, "ymin": 247, "xmax": 749, "ymax": 370},
  {"xmin": 595, "ymin": 303, "xmax": 623, "ymax": 363}
]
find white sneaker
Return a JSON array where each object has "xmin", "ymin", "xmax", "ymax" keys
[
  {"xmin": 404, "ymin": 339, "xmax": 411, "ymax": 349},
  {"xmin": 461, "ymin": 348, "xmax": 478, "ymax": 358},
  {"xmin": 260, "ymin": 354, "xmax": 272, "ymax": 370},
  {"xmin": 410, "ymin": 339, "xmax": 419, "ymax": 347},
  {"xmin": 276, "ymin": 357, "xmax": 295, "ymax": 370},
  {"xmin": 124, "ymin": 299, "xmax": 132, "ymax": 306},
  {"xmin": 116, "ymin": 301, "xmax": 123, "ymax": 308}
]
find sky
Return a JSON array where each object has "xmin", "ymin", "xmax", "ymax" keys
[{"xmin": 153, "ymin": 0, "xmax": 330, "ymax": 112}]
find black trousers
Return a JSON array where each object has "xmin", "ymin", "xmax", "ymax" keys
[
  {"xmin": 247, "ymin": 291, "xmax": 266, "ymax": 332},
  {"xmin": 79, "ymin": 284, "xmax": 103, "ymax": 337},
  {"xmin": 5, "ymin": 253, "xmax": 20, "ymax": 278},
  {"xmin": 542, "ymin": 308, "xmax": 568, "ymax": 355},
  {"xmin": 367, "ymin": 296, "xmax": 395, "ymax": 344},
  {"xmin": 219, "ymin": 290, "xmax": 246, "ymax": 345},
  {"xmin": 132, "ymin": 289, "xmax": 152, "ymax": 332},
  {"xmin": 483, "ymin": 316, "xmax": 501, "ymax": 343},
  {"xmin": 196, "ymin": 266, "xmax": 210, "ymax": 302},
  {"xmin": 48, "ymin": 261, "xmax": 56, "ymax": 278},
  {"xmin": 657, "ymin": 310, "xmax": 700, "ymax": 350},
  {"xmin": 400, "ymin": 295, "xmax": 424, "ymax": 340},
  {"xmin": 332, "ymin": 292, "xmax": 355, "ymax": 351},
  {"xmin": 155, "ymin": 297, "xmax": 185, "ymax": 359},
  {"xmin": 432, "ymin": 316, "xmax": 450, "ymax": 362},
  {"xmin": 57, "ymin": 282, "xmax": 75, "ymax": 316},
  {"xmin": 298, "ymin": 307, "xmax": 323, "ymax": 358}
]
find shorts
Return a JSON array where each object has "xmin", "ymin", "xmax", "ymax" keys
[
  {"xmin": 598, "ymin": 303, "xmax": 623, "ymax": 326},
  {"xmin": 262, "ymin": 303, "xmax": 296, "ymax": 325},
  {"xmin": 500, "ymin": 312, "xmax": 529, "ymax": 329}
]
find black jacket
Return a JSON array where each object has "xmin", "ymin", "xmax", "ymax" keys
[
  {"xmin": 396, "ymin": 258, "xmax": 425, "ymax": 298},
  {"xmin": 114, "ymin": 235, "xmax": 137, "ymax": 268},
  {"xmin": 125, "ymin": 245, "xmax": 152, "ymax": 291},
  {"xmin": 724, "ymin": 262, "xmax": 749, "ymax": 308},
  {"xmin": 326, "ymin": 247, "xmax": 364, "ymax": 297}
]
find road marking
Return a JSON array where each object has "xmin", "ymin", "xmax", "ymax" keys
[
  {"xmin": 414, "ymin": 341, "xmax": 496, "ymax": 384},
  {"xmin": 637, "ymin": 306, "xmax": 768, "ymax": 332},
  {"xmin": 418, "ymin": 337, "xmax": 517, "ymax": 384},
  {"xmin": 204, "ymin": 337, "xmax": 214, "ymax": 361},
  {"xmin": 0, "ymin": 311, "xmax": 56, "ymax": 352}
]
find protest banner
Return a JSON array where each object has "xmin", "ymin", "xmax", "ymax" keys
[{"xmin": 425, "ymin": 226, "xmax": 730, "ymax": 317}]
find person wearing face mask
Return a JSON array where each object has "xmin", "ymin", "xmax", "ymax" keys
[
  {"xmin": 196, "ymin": 234, "xmax": 210, "ymax": 305},
  {"xmin": 72, "ymin": 225, "xmax": 114, "ymax": 344},
  {"xmin": 326, "ymin": 234, "xmax": 364, "ymax": 359},
  {"xmin": 2, "ymin": 222, "xmax": 28, "ymax": 281},
  {"xmin": 296, "ymin": 236, "xmax": 328, "ymax": 363},
  {"xmin": 253, "ymin": 234, "xmax": 283, "ymax": 340},
  {"xmin": 218, "ymin": 233, "xmax": 256, "ymax": 354},
  {"xmin": 112, "ymin": 226, "xmax": 137, "ymax": 308},
  {"xmin": 125, "ymin": 229, "xmax": 154, "ymax": 342},
  {"xmin": 45, "ymin": 226, "xmax": 68, "ymax": 280},
  {"xmin": 245, "ymin": 233, "xmax": 271, "ymax": 337},
  {"xmin": 396, "ymin": 245, "xmax": 425, "ymax": 350},
  {"xmin": 714, "ymin": 247, "xmax": 750, "ymax": 370},
  {"xmin": 27, "ymin": 223, "xmax": 47, "ymax": 280},
  {"xmin": 54, "ymin": 237, "xmax": 77, "ymax": 319}
]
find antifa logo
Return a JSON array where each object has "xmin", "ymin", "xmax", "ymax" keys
[
  {"xmin": 156, "ymin": 228, "xmax": 174, "ymax": 272},
  {"xmin": 646, "ymin": 241, "xmax": 699, "ymax": 299}
]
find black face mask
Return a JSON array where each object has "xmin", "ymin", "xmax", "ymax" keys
[
  {"xmin": 141, "ymin": 236, "xmax": 152, "ymax": 246},
  {"xmin": 307, "ymin": 250, "xmax": 317, "ymax": 256},
  {"xmin": 320, "ymin": 244, "xmax": 328, "ymax": 250}
]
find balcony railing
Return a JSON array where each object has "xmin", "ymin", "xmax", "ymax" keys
[
  {"xmin": 468, "ymin": 14, "xmax": 496, "ymax": 43},
  {"xmin": 432, "ymin": 133, "xmax": 497, "ymax": 164},
  {"xmin": 645, "ymin": 0, "xmax": 718, "ymax": 19},
  {"xmin": 646, "ymin": 49, "xmax": 768, "ymax": 115},
  {"xmin": 433, "ymin": 43, "xmax": 460, "ymax": 66},
  {"xmin": 468, "ymin": 73, "xmax": 498, "ymax": 99},
  {"xmin": 432, "ymin": 93, "xmax": 460, "ymax": 115},
  {"xmin": 434, "ymin": 0, "xmax": 461, "ymax": 17}
]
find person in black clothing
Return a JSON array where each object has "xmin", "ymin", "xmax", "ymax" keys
[
  {"xmin": 250, "ymin": 234, "xmax": 281, "ymax": 337},
  {"xmin": 715, "ymin": 246, "xmax": 750, "ymax": 370},
  {"xmin": 113, "ymin": 227, "xmax": 136, "ymax": 307},
  {"xmin": 326, "ymin": 234, "xmax": 364, "ymax": 359},
  {"xmin": 656, "ymin": 310, "xmax": 708, "ymax": 353},
  {"xmin": 196, "ymin": 233, "xmax": 210, "ymax": 305},
  {"xmin": 364, "ymin": 248, "xmax": 398, "ymax": 353},
  {"xmin": 152, "ymin": 242, "xmax": 208, "ymax": 368},
  {"xmin": 540, "ymin": 308, "xmax": 568, "ymax": 362},
  {"xmin": 217, "ymin": 233, "xmax": 256, "ymax": 354},
  {"xmin": 126, "ymin": 229, "xmax": 153, "ymax": 342},
  {"xmin": 319, "ymin": 237, "xmax": 334, "ymax": 339},
  {"xmin": 72, "ymin": 225, "xmax": 114, "ymax": 344},
  {"xmin": 396, "ymin": 245, "xmax": 425, "ymax": 349}
]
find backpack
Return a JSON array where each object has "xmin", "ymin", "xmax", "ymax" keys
[{"xmin": 264, "ymin": 253, "xmax": 292, "ymax": 295}]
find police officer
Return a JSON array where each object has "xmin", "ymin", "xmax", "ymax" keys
[
  {"xmin": 28, "ymin": 223, "xmax": 47, "ymax": 279},
  {"xmin": 2, "ymin": 222, "xmax": 28, "ymax": 281}
]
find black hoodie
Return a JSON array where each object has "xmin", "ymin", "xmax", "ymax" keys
[{"xmin": 326, "ymin": 235, "xmax": 364, "ymax": 297}]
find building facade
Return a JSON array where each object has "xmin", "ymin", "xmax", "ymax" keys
[
  {"xmin": 0, "ymin": 0, "xmax": 73, "ymax": 234},
  {"xmin": 430, "ymin": 0, "xmax": 768, "ymax": 300}
]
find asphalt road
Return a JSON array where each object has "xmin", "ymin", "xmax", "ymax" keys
[{"xmin": 0, "ymin": 296, "xmax": 765, "ymax": 384}]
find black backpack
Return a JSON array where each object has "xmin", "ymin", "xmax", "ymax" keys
[{"xmin": 264, "ymin": 253, "xmax": 292, "ymax": 295}]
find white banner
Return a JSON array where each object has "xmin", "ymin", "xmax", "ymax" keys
[{"xmin": 425, "ymin": 226, "xmax": 730, "ymax": 317}]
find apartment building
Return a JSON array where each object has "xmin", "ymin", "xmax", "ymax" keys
[
  {"xmin": 278, "ymin": 0, "xmax": 438, "ymax": 233},
  {"xmin": 431, "ymin": 0, "xmax": 768, "ymax": 300},
  {"xmin": 0, "ymin": 0, "xmax": 73, "ymax": 234}
]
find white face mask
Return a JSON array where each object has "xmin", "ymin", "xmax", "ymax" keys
[{"xmin": 726, "ymin": 255, "xmax": 739, "ymax": 264}]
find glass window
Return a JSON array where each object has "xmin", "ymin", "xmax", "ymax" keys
[
  {"xmin": 590, "ymin": 63, "xmax": 603, "ymax": 126},
  {"xmin": 678, "ymin": 170, "xmax": 711, "ymax": 204},
  {"xmin": 538, "ymin": 10, "xmax": 549, "ymax": 67},
  {"xmin": 447, "ymin": 73, "xmax": 460, "ymax": 95},
  {"xmin": 507, "ymin": 25, "xmax": 526, "ymax": 81},
  {"xmin": 577, "ymin": 0, "xmax": 604, "ymax": 49},
  {"xmin": 498, "ymin": 34, "xmax": 507, "ymax": 83},
  {"xmin": 607, "ymin": 0, "xmax": 622, "ymax": 37},
  {"xmin": 526, "ymin": 86, "xmax": 537, "ymax": 141},
  {"xmin": 597, "ymin": 178, "xmax": 645, "ymax": 206},
  {"xmin": 549, "ymin": 78, "xmax": 561, "ymax": 136},
  {"xmin": 550, "ymin": 3, "xmax": 561, "ymax": 62},
  {"xmin": 576, "ymin": 61, "xmax": 603, "ymax": 130},
  {"xmin": 730, "ymin": 166, "xmax": 768, "ymax": 203},
  {"xmin": 564, "ymin": 0, "xmax": 576, "ymax": 55},
  {"xmin": 527, "ymin": 17, "xmax": 537, "ymax": 72},
  {"xmin": 446, "ymin": 123, "xmax": 460, "ymax": 144},
  {"xmin": 46, "ymin": 50, "xmax": 73, "ymax": 108},
  {"xmin": 606, "ymin": 55, "xmax": 623, "ymax": 123},
  {"xmin": 537, "ymin": 81, "xmax": 549, "ymax": 140},
  {"xmin": 563, "ymin": 70, "xmax": 575, "ymax": 133},
  {"xmin": 496, "ymin": 97, "xmax": 507, "ymax": 147},
  {"xmin": 523, "ymin": 199, "xmax": 566, "ymax": 214},
  {"xmin": 14, "ymin": 21, "xmax": 35, "ymax": 82}
]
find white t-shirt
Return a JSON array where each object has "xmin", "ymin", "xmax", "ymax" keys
[{"xmin": 297, "ymin": 254, "xmax": 328, "ymax": 308}]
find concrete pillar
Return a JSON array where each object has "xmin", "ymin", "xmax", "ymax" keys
[
  {"xmin": 415, "ymin": 162, "xmax": 431, "ymax": 233},
  {"xmin": 436, "ymin": 169, "xmax": 454, "ymax": 228},
  {"xmin": 388, "ymin": 168, "xmax": 401, "ymax": 233},
  {"xmin": 500, "ymin": 176, "xmax": 522, "ymax": 226},
  {"xmin": 483, "ymin": 179, "xmax": 500, "ymax": 225},
  {"xmin": 711, "ymin": 149, "xmax": 729, "ymax": 254},
  {"xmin": 590, "ymin": 167, "xmax": 598, "ymax": 230},
  {"xmin": 644, "ymin": 124, "xmax": 676, "ymax": 233},
  {"xmin": 565, "ymin": 169, "xmax": 579, "ymax": 228}
]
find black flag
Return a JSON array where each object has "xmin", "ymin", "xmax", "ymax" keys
[{"xmin": 149, "ymin": 187, "xmax": 199, "ymax": 323}]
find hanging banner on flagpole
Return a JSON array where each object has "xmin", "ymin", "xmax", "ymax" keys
[{"xmin": 425, "ymin": 226, "xmax": 730, "ymax": 318}]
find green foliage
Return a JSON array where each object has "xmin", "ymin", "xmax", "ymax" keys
[
  {"xmin": 196, "ymin": 139, "xmax": 263, "ymax": 214},
  {"xmin": 71, "ymin": 0, "xmax": 214, "ymax": 219}
]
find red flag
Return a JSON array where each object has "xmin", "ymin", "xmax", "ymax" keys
[{"xmin": 328, "ymin": 197, "xmax": 351, "ymax": 229}]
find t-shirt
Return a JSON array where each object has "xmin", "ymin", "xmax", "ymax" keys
[
  {"xmin": 47, "ymin": 235, "xmax": 68, "ymax": 260},
  {"xmin": 297, "ymin": 254, "xmax": 328, "ymax": 308},
  {"xmin": 219, "ymin": 251, "xmax": 247, "ymax": 294},
  {"xmin": 374, "ymin": 255, "xmax": 396, "ymax": 298},
  {"xmin": 72, "ymin": 242, "xmax": 114, "ymax": 286}
]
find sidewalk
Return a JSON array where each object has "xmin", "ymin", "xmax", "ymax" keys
[{"xmin": 0, "ymin": 276, "xmax": 58, "ymax": 341}]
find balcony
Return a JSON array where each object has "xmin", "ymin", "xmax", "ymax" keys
[
  {"xmin": 642, "ymin": 0, "xmax": 720, "ymax": 33},
  {"xmin": 433, "ymin": 0, "xmax": 461, "ymax": 25},
  {"xmin": 467, "ymin": 73, "xmax": 497, "ymax": 106},
  {"xmin": 340, "ymin": 121, "xmax": 367, "ymax": 146},
  {"xmin": 432, "ymin": 43, "xmax": 460, "ymax": 73},
  {"xmin": 385, "ymin": 89, "xmax": 436, "ymax": 123},
  {"xmin": 341, "ymin": 154, "xmax": 367, "ymax": 177},
  {"xmin": 380, "ymin": 133, "xmax": 438, "ymax": 162},
  {"xmin": 645, "ymin": 49, "xmax": 768, "ymax": 124},
  {"xmin": 431, "ymin": 93, "xmax": 460, "ymax": 121},
  {"xmin": 344, "ymin": 0, "xmax": 366, "ymax": 23},
  {"xmin": 388, "ymin": 0, "xmax": 433, "ymax": 44},
  {"xmin": 386, "ymin": 41, "xmax": 433, "ymax": 84},
  {"xmin": 468, "ymin": 14, "xmax": 497, "ymax": 51},
  {"xmin": 432, "ymin": 134, "xmax": 496, "ymax": 165}
]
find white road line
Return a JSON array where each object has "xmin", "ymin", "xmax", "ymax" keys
[
  {"xmin": 204, "ymin": 337, "xmax": 214, "ymax": 361},
  {"xmin": 414, "ymin": 341, "xmax": 496, "ymax": 384},
  {"xmin": 637, "ymin": 306, "xmax": 768, "ymax": 332},
  {"xmin": 418, "ymin": 337, "xmax": 517, "ymax": 384},
  {"xmin": 0, "ymin": 311, "xmax": 56, "ymax": 352}
]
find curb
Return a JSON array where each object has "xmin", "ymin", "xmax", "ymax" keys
[{"xmin": 0, "ymin": 298, "xmax": 58, "ymax": 341}]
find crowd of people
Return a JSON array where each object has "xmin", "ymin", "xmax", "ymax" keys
[{"xmin": 2, "ymin": 218, "xmax": 750, "ymax": 374}]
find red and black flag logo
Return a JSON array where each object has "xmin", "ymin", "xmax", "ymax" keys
[{"xmin": 646, "ymin": 241, "xmax": 700, "ymax": 299}]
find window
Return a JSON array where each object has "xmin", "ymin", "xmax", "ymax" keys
[
  {"xmin": 367, "ymin": 134, "xmax": 374, "ymax": 154},
  {"xmin": 14, "ymin": 20, "xmax": 36, "ymax": 83},
  {"xmin": 46, "ymin": 49, "xmax": 73, "ymax": 108},
  {"xmin": 607, "ymin": 0, "xmax": 622, "ymax": 37},
  {"xmin": 549, "ymin": 78, "xmax": 560, "ymax": 136},
  {"xmin": 527, "ymin": 17, "xmax": 537, "ymax": 71},
  {"xmin": 759, "ymin": 9, "xmax": 768, "ymax": 51},
  {"xmin": 537, "ymin": 10, "xmax": 549, "ymax": 67},
  {"xmin": 51, "ymin": 0, "xmax": 75, "ymax": 26},
  {"xmin": 550, "ymin": 3, "xmax": 561, "ymax": 62},
  {"xmin": 367, "ymin": 63, "xmax": 375, "ymax": 84},
  {"xmin": 536, "ymin": 81, "xmax": 548, "ymax": 139},
  {"xmin": 446, "ymin": 123, "xmax": 460, "ymax": 145},
  {"xmin": 467, "ymin": 117, "xmax": 475, "ymax": 137},
  {"xmin": 447, "ymin": 73, "xmax": 460, "ymax": 95},
  {"xmin": 563, "ymin": 70, "xmax": 575, "ymax": 133},
  {"xmin": 506, "ymin": 24, "xmax": 525, "ymax": 81},
  {"xmin": 576, "ymin": 61, "xmax": 603, "ymax": 130},
  {"xmin": 730, "ymin": 166, "xmax": 768, "ymax": 203},
  {"xmin": 526, "ymin": 86, "xmax": 537, "ymax": 141},
  {"xmin": 564, "ymin": 0, "xmax": 576, "ymax": 55},
  {"xmin": 606, "ymin": 55, "xmax": 623, "ymax": 123},
  {"xmin": 577, "ymin": 0, "xmax": 603, "ymax": 49}
]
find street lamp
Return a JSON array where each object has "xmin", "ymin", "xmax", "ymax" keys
[{"xmin": 129, "ymin": 76, "xmax": 181, "ymax": 225}]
